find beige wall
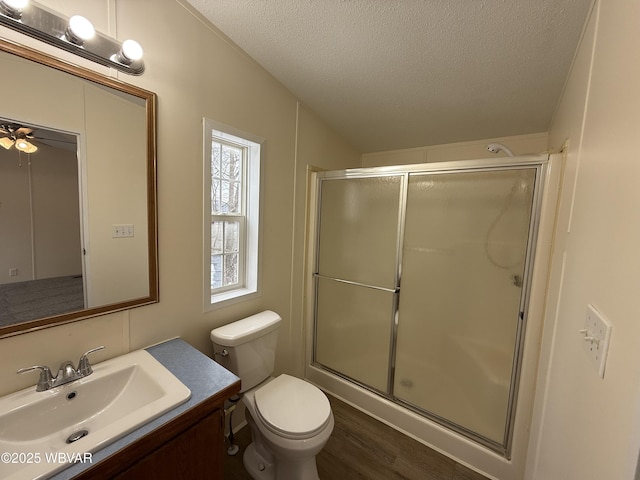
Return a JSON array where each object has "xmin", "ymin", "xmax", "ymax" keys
[
  {"xmin": 0, "ymin": 144, "xmax": 82, "ymax": 284},
  {"xmin": 290, "ymin": 104, "xmax": 362, "ymax": 377},
  {"xmin": 83, "ymin": 85, "xmax": 149, "ymax": 306},
  {"xmin": 362, "ymin": 132, "xmax": 549, "ymax": 167},
  {"xmin": 0, "ymin": 0, "xmax": 359, "ymax": 396},
  {"xmin": 0, "ymin": 148, "xmax": 36, "ymax": 283},
  {"xmin": 526, "ymin": 1, "xmax": 640, "ymax": 479},
  {"xmin": 30, "ymin": 147, "xmax": 82, "ymax": 281}
]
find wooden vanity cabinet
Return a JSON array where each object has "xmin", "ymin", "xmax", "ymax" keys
[{"xmin": 72, "ymin": 380, "xmax": 240, "ymax": 480}]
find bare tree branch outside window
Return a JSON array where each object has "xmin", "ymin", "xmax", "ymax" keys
[{"xmin": 211, "ymin": 140, "xmax": 244, "ymax": 290}]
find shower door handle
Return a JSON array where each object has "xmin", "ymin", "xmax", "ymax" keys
[{"xmin": 313, "ymin": 273, "xmax": 398, "ymax": 293}]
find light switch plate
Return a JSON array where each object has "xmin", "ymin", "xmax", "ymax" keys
[
  {"xmin": 581, "ymin": 304, "xmax": 612, "ymax": 378},
  {"xmin": 112, "ymin": 224, "xmax": 134, "ymax": 238}
]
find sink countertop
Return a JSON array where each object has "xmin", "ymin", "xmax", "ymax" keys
[{"xmin": 51, "ymin": 338, "xmax": 240, "ymax": 480}]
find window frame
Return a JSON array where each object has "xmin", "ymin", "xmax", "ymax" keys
[
  {"xmin": 210, "ymin": 138, "xmax": 246, "ymax": 294},
  {"xmin": 203, "ymin": 118, "xmax": 262, "ymax": 309}
]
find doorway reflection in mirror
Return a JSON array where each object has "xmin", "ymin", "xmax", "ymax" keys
[{"xmin": 0, "ymin": 119, "xmax": 83, "ymax": 327}]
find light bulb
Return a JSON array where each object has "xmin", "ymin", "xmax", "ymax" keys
[
  {"xmin": 23, "ymin": 141, "xmax": 37, "ymax": 153},
  {"xmin": 15, "ymin": 139, "xmax": 37, "ymax": 153},
  {"xmin": 66, "ymin": 15, "xmax": 95, "ymax": 44},
  {"xmin": 0, "ymin": 0, "xmax": 28, "ymax": 18},
  {"xmin": 1, "ymin": 0, "xmax": 28, "ymax": 9},
  {"xmin": 121, "ymin": 39, "xmax": 143, "ymax": 62}
]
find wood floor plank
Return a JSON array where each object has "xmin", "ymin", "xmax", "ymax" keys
[
  {"xmin": 453, "ymin": 463, "xmax": 493, "ymax": 480},
  {"xmin": 223, "ymin": 394, "xmax": 490, "ymax": 480}
]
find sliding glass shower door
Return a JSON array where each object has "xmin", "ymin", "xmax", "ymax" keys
[
  {"xmin": 314, "ymin": 175, "xmax": 402, "ymax": 392},
  {"xmin": 394, "ymin": 169, "xmax": 535, "ymax": 446},
  {"xmin": 312, "ymin": 161, "xmax": 542, "ymax": 455}
]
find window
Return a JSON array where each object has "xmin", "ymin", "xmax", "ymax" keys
[{"xmin": 203, "ymin": 119, "xmax": 261, "ymax": 307}]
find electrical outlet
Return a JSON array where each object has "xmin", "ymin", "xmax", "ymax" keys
[{"xmin": 580, "ymin": 304, "xmax": 612, "ymax": 378}]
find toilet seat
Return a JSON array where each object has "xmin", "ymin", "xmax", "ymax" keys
[{"xmin": 254, "ymin": 374, "xmax": 332, "ymax": 440}]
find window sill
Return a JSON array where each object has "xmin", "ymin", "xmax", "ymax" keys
[{"xmin": 206, "ymin": 287, "xmax": 259, "ymax": 310}]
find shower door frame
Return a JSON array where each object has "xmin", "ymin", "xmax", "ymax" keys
[{"xmin": 309, "ymin": 154, "xmax": 551, "ymax": 458}]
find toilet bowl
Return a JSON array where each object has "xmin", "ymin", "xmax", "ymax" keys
[
  {"xmin": 242, "ymin": 375, "xmax": 334, "ymax": 479},
  {"xmin": 210, "ymin": 311, "xmax": 334, "ymax": 480}
]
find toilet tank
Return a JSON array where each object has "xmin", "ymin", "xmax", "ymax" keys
[{"xmin": 210, "ymin": 310, "xmax": 281, "ymax": 392}]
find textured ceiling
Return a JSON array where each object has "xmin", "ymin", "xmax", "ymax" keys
[{"xmin": 185, "ymin": 0, "xmax": 593, "ymax": 153}]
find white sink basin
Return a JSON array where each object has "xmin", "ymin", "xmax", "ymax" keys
[{"xmin": 0, "ymin": 349, "xmax": 191, "ymax": 480}]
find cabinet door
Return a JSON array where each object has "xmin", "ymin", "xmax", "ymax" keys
[{"xmin": 114, "ymin": 409, "xmax": 223, "ymax": 480}]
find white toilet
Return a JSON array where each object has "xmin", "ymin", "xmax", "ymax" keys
[{"xmin": 210, "ymin": 310, "xmax": 334, "ymax": 480}]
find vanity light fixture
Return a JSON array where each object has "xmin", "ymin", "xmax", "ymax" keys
[{"xmin": 0, "ymin": 0, "xmax": 145, "ymax": 75}]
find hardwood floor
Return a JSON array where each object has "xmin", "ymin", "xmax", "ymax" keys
[{"xmin": 223, "ymin": 394, "xmax": 489, "ymax": 480}]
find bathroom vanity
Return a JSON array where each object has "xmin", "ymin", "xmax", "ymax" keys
[{"xmin": 51, "ymin": 338, "xmax": 240, "ymax": 480}]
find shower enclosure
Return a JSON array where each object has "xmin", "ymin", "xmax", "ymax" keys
[{"xmin": 309, "ymin": 155, "xmax": 553, "ymax": 458}]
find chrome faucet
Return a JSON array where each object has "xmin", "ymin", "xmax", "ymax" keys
[{"xmin": 17, "ymin": 346, "xmax": 105, "ymax": 392}]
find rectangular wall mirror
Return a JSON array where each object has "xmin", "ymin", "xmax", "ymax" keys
[{"xmin": 0, "ymin": 38, "xmax": 158, "ymax": 338}]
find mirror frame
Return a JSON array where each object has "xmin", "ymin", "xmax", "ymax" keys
[{"xmin": 0, "ymin": 38, "xmax": 158, "ymax": 338}]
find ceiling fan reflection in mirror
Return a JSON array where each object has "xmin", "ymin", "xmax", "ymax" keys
[
  {"xmin": 0, "ymin": 123, "xmax": 38, "ymax": 153},
  {"xmin": 0, "ymin": 119, "xmax": 77, "ymax": 166}
]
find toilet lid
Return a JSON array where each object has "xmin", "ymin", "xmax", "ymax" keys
[{"xmin": 254, "ymin": 374, "xmax": 331, "ymax": 439}]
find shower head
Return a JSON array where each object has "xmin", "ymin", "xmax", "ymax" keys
[{"xmin": 487, "ymin": 143, "xmax": 515, "ymax": 157}]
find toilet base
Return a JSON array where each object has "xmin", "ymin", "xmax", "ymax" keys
[
  {"xmin": 243, "ymin": 443, "xmax": 275, "ymax": 480},
  {"xmin": 243, "ymin": 441, "xmax": 321, "ymax": 480}
]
